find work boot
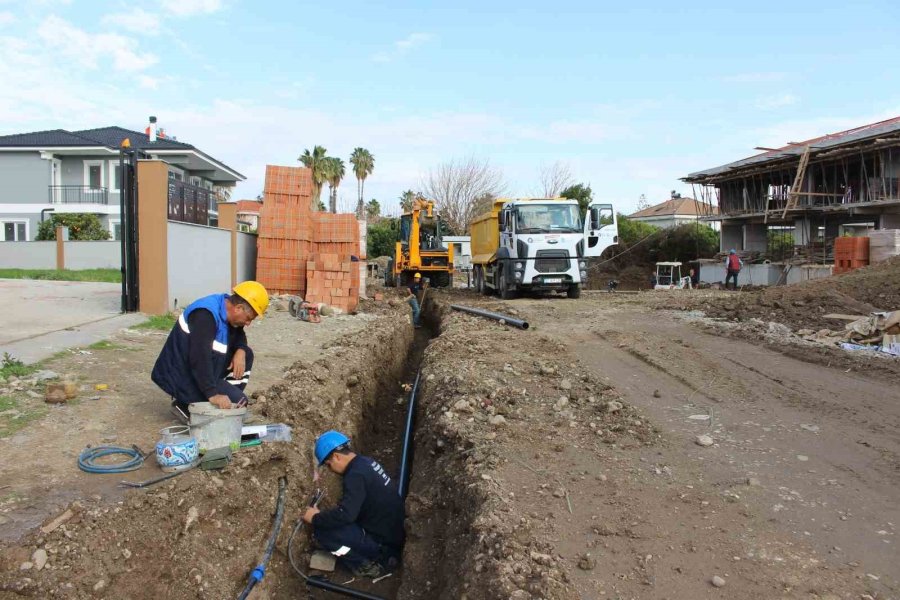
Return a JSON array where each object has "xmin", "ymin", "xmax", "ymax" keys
[{"xmin": 351, "ymin": 560, "xmax": 385, "ymax": 578}]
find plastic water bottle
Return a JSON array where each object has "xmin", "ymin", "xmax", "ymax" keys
[{"xmin": 264, "ymin": 424, "xmax": 292, "ymax": 443}]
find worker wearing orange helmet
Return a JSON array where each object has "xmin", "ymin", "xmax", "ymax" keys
[
  {"xmin": 406, "ymin": 273, "xmax": 426, "ymax": 329},
  {"xmin": 152, "ymin": 281, "xmax": 269, "ymax": 422}
]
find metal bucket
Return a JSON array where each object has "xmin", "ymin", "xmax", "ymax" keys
[{"xmin": 155, "ymin": 425, "xmax": 199, "ymax": 473}]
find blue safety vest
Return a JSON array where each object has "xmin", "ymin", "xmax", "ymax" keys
[{"xmin": 151, "ymin": 293, "xmax": 231, "ymax": 404}]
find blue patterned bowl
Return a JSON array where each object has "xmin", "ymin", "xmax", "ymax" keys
[{"xmin": 156, "ymin": 426, "xmax": 199, "ymax": 471}]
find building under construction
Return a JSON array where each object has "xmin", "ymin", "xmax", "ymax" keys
[{"xmin": 683, "ymin": 116, "xmax": 900, "ymax": 269}]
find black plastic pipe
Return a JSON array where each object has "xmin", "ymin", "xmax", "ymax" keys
[
  {"xmin": 237, "ymin": 477, "xmax": 287, "ymax": 600},
  {"xmin": 307, "ymin": 576, "xmax": 388, "ymax": 599},
  {"xmin": 398, "ymin": 369, "xmax": 421, "ymax": 498},
  {"xmin": 449, "ymin": 304, "xmax": 529, "ymax": 329}
]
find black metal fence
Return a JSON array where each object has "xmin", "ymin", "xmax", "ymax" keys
[
  {"xmin": 48, "ymin": 185, "xmax": 110, "ymax": 205},
  {"xmin": 167, "ymin": 180, "xmax": 216, "ymax": 225}
]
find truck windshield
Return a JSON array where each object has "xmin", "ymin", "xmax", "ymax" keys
[{"xmin": 515, "ymin": 204, "xmax": 581, "ymax": 234}]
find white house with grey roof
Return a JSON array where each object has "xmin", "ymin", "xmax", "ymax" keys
[{"xmin": 0, "ymin": 120, "xmax": 245, "ymax": 241}]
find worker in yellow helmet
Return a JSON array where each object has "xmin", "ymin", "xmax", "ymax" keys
[{"xmin": 152, "ymin": 281, "xmax": 269, "ymax": 423}]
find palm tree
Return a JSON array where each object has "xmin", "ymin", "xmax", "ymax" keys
[
  {"xmin": 349, "ymin": 147, "xmax": 375, "ymax": 218},
  {"xmin": 399, "ymin": 189, "xmax": 417, "ymax": 213},
  {"xmin": 323, "ymin": 157, "xmax": 345, "ymax": 214},
  {"xmin": 298, "ymin": 145, "xmax": 328, "ymax": 211}
]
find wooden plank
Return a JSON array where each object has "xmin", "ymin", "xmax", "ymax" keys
[{"xmin": 823, "ymin": 313, "xmax": 866, "ymax": 321}]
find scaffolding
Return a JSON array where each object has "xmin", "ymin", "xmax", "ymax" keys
[{"xmin": 685, "ymin": 117, "xmax": 900, "ymax": 264}]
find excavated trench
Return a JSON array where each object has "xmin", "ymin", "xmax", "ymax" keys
[
  {"xmin": 276, "ymin": 297, "xmax": 467, "ymax": 600},
  {"xmin": 0, "ymin": 297, "xmax": 494, "ymax": 600}
]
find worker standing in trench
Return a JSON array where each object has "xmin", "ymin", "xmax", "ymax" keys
[
  {"xmin": 303, "ymin": 430, "xmax": 406, "ymax": 579},
  {"xmin": 406, "ymin": 272, "xmax": 426, "ymax": 328},
  {"xmin": 151, "ymin": 281, "xmax": 269, "ymax": 423}
]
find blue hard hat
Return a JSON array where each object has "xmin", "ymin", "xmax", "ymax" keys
[
  {"xmin": 729, "ymin": 249, "xmax": 736, "ymax": 254},
  {"xmin": 315, "ymin": 430, "xmax": 350, "ymax": 465}
]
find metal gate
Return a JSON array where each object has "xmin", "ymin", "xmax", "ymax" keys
[{"xmin": 119, "ymin": 147, "xmax": 146, "ymax": 312}]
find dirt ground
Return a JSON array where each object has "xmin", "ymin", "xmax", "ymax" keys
[{"xmin": 1, "ymin": 276, "xmax": 898, "ymax": 599}]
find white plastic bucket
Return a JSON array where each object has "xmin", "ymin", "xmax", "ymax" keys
[{"xmin": 188, "ymin": 402, "xmax": 247, "ymax": 453}]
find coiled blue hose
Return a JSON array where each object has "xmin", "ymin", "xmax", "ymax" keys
[{"xmin": 77, "ymin": 446, "xmax": 144, "ymax": 474}]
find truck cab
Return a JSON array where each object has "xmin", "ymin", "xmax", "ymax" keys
[{"xmin": 470, "ymin": 198, "xmax": 617, "ymax": 299}]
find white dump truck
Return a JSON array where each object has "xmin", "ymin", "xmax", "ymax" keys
[{"xmin": 469, "ymin": 197, "xmax": 618, "ymax": 299}]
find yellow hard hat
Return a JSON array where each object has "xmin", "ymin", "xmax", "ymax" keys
[
  {"xmin": 414, "ymin": 273, "xmax": 422, "ymax": 279},
  {"xmin": 233, "ymin": 280, "xmax": 269, "ymax": 317}
]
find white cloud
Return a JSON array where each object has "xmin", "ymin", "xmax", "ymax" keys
[
  {"xmin": 37, "ymin": 15, "xmax": 158, "ymax": 72},
  {"xmin": 0, "ymin": 11, "xmax": 16, "ymax": 26},
  {"xmin": 755, "ymin": 93, "xmax": 799, "ymax": 110},
  {"xmin": 102, "ymin": 9, "xmax": 161, "ymax": 35},
  {"xmin": 160, "ymin": 0, "xmax": 222, "ymax": 17},
  {"xmin": 138, "ymin": 75, "xmax": 160, "ymax": 89},
  {"xmin": 372, "ymin": 32, "xmax": 433, "ymax": 63},
  {"xmin": 722, "ymin": 72, "xmax": 787, "ymax": 83}
]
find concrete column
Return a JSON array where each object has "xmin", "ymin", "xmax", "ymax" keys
[
  {"xmin": 793, "ymin": 217, "xmax": 812, "ymax": 246},
  {"xmin": 137, "ymin": 160, "xmax": 170, "ymax": 315},
  {"xmin": 217, "ymin": 203, "xmax": 238, "ymax": 288},
  {"xmin": 720, "ymin": 223, "xmax": 743, "ymax": 252},
  {"xmin": 744, "ymin": 223, "xmax": 767, "ymax": 252},
  {"xmin": 358, "ymin": 218, "xmax": 367, "ymax": 298}
]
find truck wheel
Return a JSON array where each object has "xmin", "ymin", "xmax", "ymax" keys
[
  {"xmin": 384, "ymin": 260, "xmax": 395, "ymax": 287},
  {"xmin": 567, "ymin": 283, "xmax": 581, "ymax": 299},
  {"xmin": 481, "ymin": 267, "xmax": 492, "ymax": 296},
  {"xmin": 499, "ymin": 269, "xmax": 516, "ymax": 300}
]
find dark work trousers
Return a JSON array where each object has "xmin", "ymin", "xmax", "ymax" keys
[
  {"xmin": 313, "ymin": 522, "xmax": 398, "ymax": 570},
  {"xmin": 173, "ymin": 347, "xmax": 254, "ymax": 411},
  {"xmin": 725, "ymin": 270, "xmax": 740, "ymax": 290}
]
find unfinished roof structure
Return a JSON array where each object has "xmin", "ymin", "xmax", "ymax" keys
[{"xmin": 682, "ymin": 116, "xmax": 900, "ymax": 261}]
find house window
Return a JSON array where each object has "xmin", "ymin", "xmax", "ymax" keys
[
  {"xmin": 84, "ymin": 160, "xmax": 105, "ymax": 189},
  {"xmin": 2, "ymin": 221, "xmax": 28, "ymax": 241},
  {"xmin": 109, "ymin": 161, "xmax": 122, "ymax": 192},
  {"xmin": 168, "ymin": 170, "xmax": 183, "ymax": 181},
  {"xmin": 110, "ymin": 220, "xmax": 122, "ymax": 241}
]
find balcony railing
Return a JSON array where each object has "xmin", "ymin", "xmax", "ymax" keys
[
  {"xmin": 48, "ymin": 185, "xmax": 110, "ymax": 205},
  {"xmin": 168, "ymin": 179, "xmax": 215, "ymax": 225}
]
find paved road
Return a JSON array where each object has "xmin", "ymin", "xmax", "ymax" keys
[{"xmin": 0, "ymin": 279, "xmax": 144, "ymax": 363}]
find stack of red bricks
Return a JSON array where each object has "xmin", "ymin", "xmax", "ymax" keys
[
  {"xmin": 304, "ymin": 253, "xmax": 358, "ymax": 313},
  {"xmin": 255, "ymin": 165, "xmax": 361, "ymax": 312}
]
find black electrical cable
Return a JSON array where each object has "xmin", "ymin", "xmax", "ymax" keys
[{"xmin": 237, "ymin": 477, "xmax": 287, "ymax": 600}]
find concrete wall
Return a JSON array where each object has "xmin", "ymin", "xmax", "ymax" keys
[
  {"xmin": 0, "ymin": 152, "xmax": 48, "ymax": 204},
  {"xmin": 744, "ymin": 223, "xmax": 767, "ymax": 252},
  {"xmin": 64, "ymin": 241, "xmax": 120, "ymax": 269},
  {"xmin": 0, "ymin": 242, "xmax": 56, "ymax": 268},
  {"xmin": 166, "ymin": 221, "xmax": 231, "ymax": 310},
  {"xmin": 235, "ymin": 232, "xmax": 257, "ymax": 283},
  {"xmin": 721, "ymin": 224, "xmax": 742, "ymax": 252},
  {"xmin": 699, "ymin": 261, "xmax": 832, "ymax": 286}
]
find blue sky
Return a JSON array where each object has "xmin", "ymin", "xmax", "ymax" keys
[{"xmin": 1, "ymin": 0, "xmax": 899, "ymax": 215}]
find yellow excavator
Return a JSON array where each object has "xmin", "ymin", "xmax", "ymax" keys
[{"xmin": 385, "ymin": 198, "xmax": 454, "ymax": 287}]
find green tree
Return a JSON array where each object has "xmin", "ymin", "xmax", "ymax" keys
[
  {"xmin": 366, "ymin": 199, "xmax": 381, "ymax": 220},
  {"xmin": 315, "ymin": 198, "xmax": 326, "ymax": 212},
  {"xmin": 37, "ymin": 214, "xmax": 110, "ymax": 241},
  {"xmin": 560, "ymin": 183, "xmax": 593, "ymax": 217},
  {"xmin": 322, "ymin": 157, "xmax": 345, "ymax": 214},
  {"xmin": 349, "ymin": 147, "xmax": 375, "ymax": 218},
  {"xmin": 298, "ymin": 145, "xmax": 328, "ymax": 211},
  {"xmin": 366, "ymin": 218, "xmax": 397, "ymax": 258},
  {"xmin": 399, "ymin": 189, "xmax": 417, "ymax": 213}
]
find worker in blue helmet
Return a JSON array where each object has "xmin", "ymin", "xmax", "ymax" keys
[{"xmin": 303, "ymin": 430, "xmax": 405, "ymax": 578}]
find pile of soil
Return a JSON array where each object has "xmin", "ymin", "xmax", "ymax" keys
[
  {"xmin": 398, "ymin": 299, "xmax": 655, "ymax": 599},
  {"xmin": 667, "ymin": 256, "xmax": 900, "ymax": 331}
]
